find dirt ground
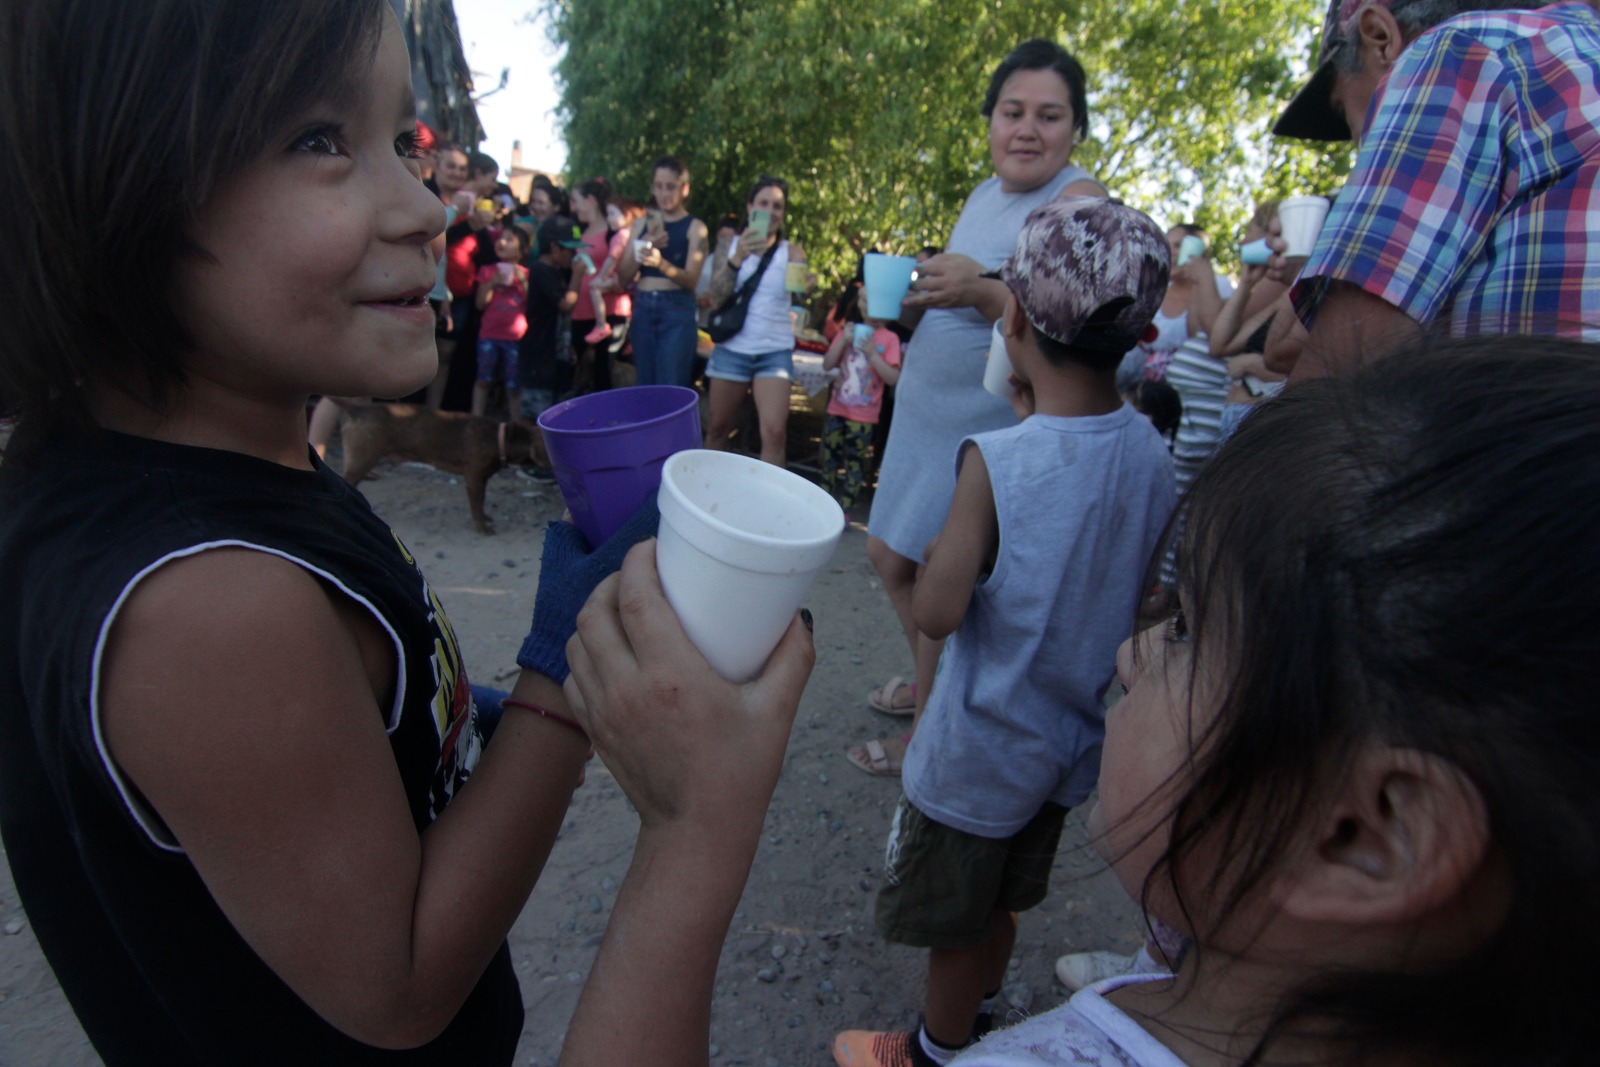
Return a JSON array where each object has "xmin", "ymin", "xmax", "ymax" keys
[{"xmin": 0, "ymin": 443, "xmax": 1143, "ymax": 1067}]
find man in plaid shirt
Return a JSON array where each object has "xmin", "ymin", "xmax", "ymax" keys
[{"xmin": 1266, "ymin": 0, "xmax": 1600, "ymax": 378}]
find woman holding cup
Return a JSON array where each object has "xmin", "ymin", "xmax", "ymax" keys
[
  {"xmin": 852, "ymin": 39, "xmax": 1105, "ymax": 773},
  {"xmin": 702, "ymin": 175, "xmax": 814, "ymax": 467}
]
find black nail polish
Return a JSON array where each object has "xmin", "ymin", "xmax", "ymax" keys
[{"xmin": 800, "ymin": 608, "xmax": 814, "ymax": 634}]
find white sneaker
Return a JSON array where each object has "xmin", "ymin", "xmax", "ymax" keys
[{"xmin": 1053, "ymin": 946, "xmax": 1167, "ymax": 991}]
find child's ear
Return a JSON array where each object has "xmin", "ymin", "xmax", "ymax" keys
[
  {"xmin": 1274, "ymin": 745, "xmax": 1491, "ymax": 927},
  {"xmin": 1002, "ymin": 293, "xmax": 1028, "ymax": 340}
]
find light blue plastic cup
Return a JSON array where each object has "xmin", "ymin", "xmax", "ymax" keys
[
  {"xmin": 862, "ymin": 253, "xmax": 917, "ymax": 320},
  {"xmin": 1239, "ymin": 238, "xmax": 1272, "ymax": 266}
]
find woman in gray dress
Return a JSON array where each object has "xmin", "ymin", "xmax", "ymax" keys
[{"xmin": 850, "ymin": 39, "xmax": 1106, "ymax": 776}]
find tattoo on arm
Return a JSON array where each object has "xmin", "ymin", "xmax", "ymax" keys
[{"xmin": 707, "ymin": 258, "xmax": 737, "ymax": 306}]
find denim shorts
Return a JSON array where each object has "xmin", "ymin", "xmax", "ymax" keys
[
  {"xmin": 706, "ymin": 344, "xmax": 794, "ymax": 382},
  {"xmin": 476, "ymin": 338, "xmax": 520, "ymax": 384}
]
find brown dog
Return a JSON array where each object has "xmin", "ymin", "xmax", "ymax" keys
[{"xmin": 337, "ymin": 402, "xmax": 546, "ymax": 535}]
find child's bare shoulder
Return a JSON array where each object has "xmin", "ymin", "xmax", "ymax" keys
[{"xmin": 102, "ymin": 546, "xmax": 393, "ymax": 713}]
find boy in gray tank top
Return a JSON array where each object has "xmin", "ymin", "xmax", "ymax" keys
[{"xmin": 833, "ymin": 198, "xmax": 1177, "ymax": 1067}]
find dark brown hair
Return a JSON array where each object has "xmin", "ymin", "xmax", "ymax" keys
[
  {"xmin": 0, "ymin": 0, "xmax": 389, "ymax": 466},
  {"xmin": 981, "ymin": 38, "xmax": 1089, "ymax": 139},
  {"xmin": 1142, "ymin": 336, "xmax": 1600, "ymax": 1065}
]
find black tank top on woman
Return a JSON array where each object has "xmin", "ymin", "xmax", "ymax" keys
[
  {"xmin": 640, "ymin": 213, "xmax": 698, "ymax": 279},
  {"xmin": 0, "ymin": 429, "xmax": 522, "ymax": 1065}
]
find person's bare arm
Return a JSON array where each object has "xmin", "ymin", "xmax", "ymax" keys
[
  {"xmin": 1263, "ymin": 296, "xmax": 1311, "ymax": 375},
  {"xmin": 1210, "ymin": 272, "xmax": 1288, "ymax": 358},
  {"xmin": 705, "ymin": 244, "xmax": 741, "ymax": 308},
  {"xmin": 557, "ymin": 544, "xmax": 814, "ymax": 1067},
  {"xmin": 1059, "ymin": 177, "xmax": 1109, "ymax": 198},
  {"xmin": 1178, "ymin": 259, "xmax": 1225, "ymax": 338},
  {"xmin": 615, "ymin": 219, "xmax": 644, "ymax": 288},
  {"xmin": 475, "ymin": 277, "xmax": 493, "ymax": 311},
  {"xmin": 912, "ymin": 447, "xmax": 998, "ymax": 640},
  {"xmin": 101, "ymin": 549, "xmax": 588, "ymax": 1049},
  {"xmin": 653, "ymin": 219, "xmax": 709, "ymax": 293},
  {"xmin": 1290, "ymin": 281, "xmax": 1423, "ymax": 381},
  {"xmin": 821, "ymin": 326, "xmax": 851, "ymax": 371},
  {"xmin": 869, "ymin": 347, "xmax": 901, "ymax": 387}
]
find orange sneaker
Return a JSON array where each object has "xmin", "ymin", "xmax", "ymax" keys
[{"xmin": 832, "ymin": 1029, "xmax": 937, "ymax": 1067}]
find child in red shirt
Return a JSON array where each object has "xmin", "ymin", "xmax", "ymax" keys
[{"xmin": 473, "ymin": 227, "xmax": 530, "ymax": 416}]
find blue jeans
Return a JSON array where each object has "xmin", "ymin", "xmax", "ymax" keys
[{"xmin": 630, "ymin": 289, "xmax": 699, "ymax": 387}]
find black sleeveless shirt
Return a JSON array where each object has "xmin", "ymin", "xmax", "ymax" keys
[{"xmin": 0, "ymin": 429, "xmax": 522, "ymax": 1065}]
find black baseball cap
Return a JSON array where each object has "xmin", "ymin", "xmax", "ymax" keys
[
  {"xmin": 535, "ymin": 215, "xmax": 586, "ymax": 254},
  {"xmin": 1273, "ymin": 0, "xmax": 1439, "ymax": 141}
]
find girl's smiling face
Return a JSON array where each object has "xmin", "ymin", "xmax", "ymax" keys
[
  {"xmin": 173, "ymin": 12, "xmax": 443, "ymax": 407},
  {"xmin": 495, "ymin": 229, "xmax": 523, "ymax": 262}
]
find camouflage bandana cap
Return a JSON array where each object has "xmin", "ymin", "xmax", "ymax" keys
[{"xmin": 1000, "ymin": 196, "xmax": 1171, "ymax": 354}]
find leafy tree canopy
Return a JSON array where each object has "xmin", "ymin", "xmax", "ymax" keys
[{"xmin": 544, "ymin": 0, "xmax": 1351, "ymax": 293}]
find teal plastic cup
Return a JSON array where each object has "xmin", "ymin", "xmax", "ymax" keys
[{"xmin": 862, "ymin": 253, "xmax": 917, "ymax": 320}]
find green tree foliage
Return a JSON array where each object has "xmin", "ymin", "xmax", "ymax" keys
[{"xmin": 544, "ymin": 0, "xmax": 1351, "ymax": 292}]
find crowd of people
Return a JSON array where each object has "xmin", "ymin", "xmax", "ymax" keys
[{"xmin": 2, "ymin": 2, "xmax": 1598, "ymax": 1067}]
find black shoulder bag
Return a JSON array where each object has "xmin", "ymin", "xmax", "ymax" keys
[{"xmin": 706, "ymin": 242, "xmax": 779, "ymax": 344}]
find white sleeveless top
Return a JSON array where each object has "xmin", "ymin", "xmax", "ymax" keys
[{"xmin": 723, "ymin": 241, "xmax": 794, "ymax": 354}]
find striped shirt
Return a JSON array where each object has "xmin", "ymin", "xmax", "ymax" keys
[{"xmin": 1294, "ymin": 2, "xmax": 1600, "ymax": 337}]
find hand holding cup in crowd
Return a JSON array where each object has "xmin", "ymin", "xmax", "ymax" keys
[
  {"xmin": 900, "ymin": 252, "xmax": 984, "ymax": 311},
  {"xmin": 562, "ymin": 542, "xmax": 816, "ymax": 837},
  {"xmin": 451, "ymin": 189, "xmax": 475, "ymax": 218},
  {"xmin": 645, "ymin": 210, "xmax": 668, "ymax": 245},
  {"xmin": 1171, "ymin": 250, "xmax": 1215, "ymax": 287},
  {"xmin": 1263, "ymin": 216, "xmax": 1305, "ymax": 287},
  {"xmin": 637, "ymin": 242, "xmax": 664, "ymax": 270}
]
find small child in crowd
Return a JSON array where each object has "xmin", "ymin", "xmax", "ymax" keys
[
  {"xmin": 948, "ymin": 336, "xmax": 1600, "ymax": 1066},
  {"xmin": 821, "ymin": 301, "xmax": 901, "ymax": 514},
  {"xmin": 834, "ymin": 196, "xmax": 1178, "ymax": 1067},
  {"xmin": 517, "ymin": 215, "xmax": 584, "ymax": 421},
  {"xmin": 472, "ymin": 226, "xmax": 531, "ymax": 416}
]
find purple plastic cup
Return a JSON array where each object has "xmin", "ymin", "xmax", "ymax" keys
[{"xmin": 536, "ymin": 385, "xmax": 702, "ymax": 547}]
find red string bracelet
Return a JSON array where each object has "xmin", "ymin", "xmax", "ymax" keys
[{"xmin": 500, "ymin": 697, "xmax": 589, "ymax": 742}]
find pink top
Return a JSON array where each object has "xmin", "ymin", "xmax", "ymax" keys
[
  {"xmin": 827, "ymin": 326, "xmax": 901, "ymax": 424},
  {"xmin": 474, "ymin": 264, "xmax": 528, "ymax": 341},
  {"xmin": 572, "ymin": 228, "xmax": 610, "ymax": 322},
  {"xmin": 600, "ymin": 228, "xmax": 632, "ymax": 319}
]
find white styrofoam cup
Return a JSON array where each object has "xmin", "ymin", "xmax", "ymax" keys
[
  {"xmin": 656, "ymin": 450, "xmax": 845, "ymax": 682},
  {"xmin": 1278, "ymin": 195, "xmax": 1331, "ymax": 258},
  {"xmin": 983, "ymin": 320, "xmax": 1015, "ymax": 397}
]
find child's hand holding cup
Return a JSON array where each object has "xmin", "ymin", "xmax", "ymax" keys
[
  {"xmin": 495, "ymin": 262, "xmax": 515, "ymax": 286},
  {"xmin": 654, "ymin": 451, "xmax": 844, "ymax": 683}
]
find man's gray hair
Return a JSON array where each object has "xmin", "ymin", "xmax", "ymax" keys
[{"xmin": 1328, "ymin": 0, "xmax": 1541, "ymax": 71}]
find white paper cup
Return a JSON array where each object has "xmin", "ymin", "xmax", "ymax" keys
[
  {"xmin": 633, "ymin": 238, "xmax": 653, "ymax": 261},
  {"xmin": 656, "ymin": 450, "xmax": 845, "ymax": 682},
  {"xmin": 982, "ymin": 320, "xmax": 1015, "ymax": 397},
  {"xmin": 1278, "ymin": 196, "xmax": 1331, "ymax": 258}
]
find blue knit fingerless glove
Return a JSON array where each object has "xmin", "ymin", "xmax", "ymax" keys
[{"xmin": 517, "ymin": 497, "xmax": 661, "ymax": 683}]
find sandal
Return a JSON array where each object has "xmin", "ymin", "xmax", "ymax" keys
[
  {"xmin": 866, "ymin": 675, "xmax": 916, "ymax": 717},
  {"xmin": 844, "ymin": 735, "xmax": 909, "ymax": 777}
]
